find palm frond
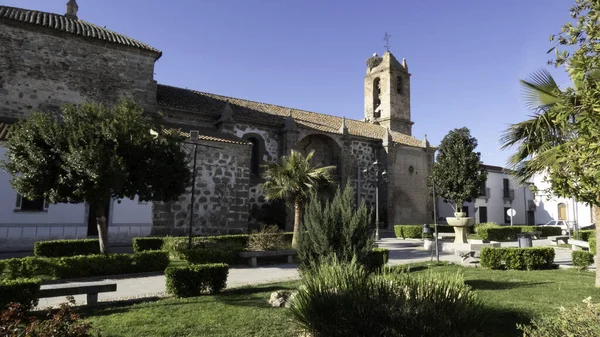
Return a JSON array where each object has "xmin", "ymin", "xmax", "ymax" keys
[{"xmin": 520, "ymin": 69, "xmax": 561, "ymax": 110}]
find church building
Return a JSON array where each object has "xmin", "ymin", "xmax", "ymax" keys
[{"xmin": 0, "ymin": 2, "xmax": 434, "ymax": 249}]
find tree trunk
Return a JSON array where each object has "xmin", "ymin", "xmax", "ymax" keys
[
  {"xmin": 594, "ymin": 203, "xmax": 600, "ymax": 287},
  {"xmin": 291, "ymin": 201, "xmax": 303, "ymax": 249},
  {"xmin": 96, "ymin": 202, "xmax": 109, "ymax": 255}
]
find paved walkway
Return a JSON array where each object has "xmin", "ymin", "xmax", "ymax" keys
[{"xmin": 33, "ymin": 237, "xmax": 582, "ymax": 308}]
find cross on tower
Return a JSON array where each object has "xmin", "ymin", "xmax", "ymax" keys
[{"xmin": 384, "ymin": 32, "xmax": 391, "ymax": 51}]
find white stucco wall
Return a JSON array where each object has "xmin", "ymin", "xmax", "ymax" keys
[
  {"xmin": 436, "ymin": 168, "xmax": 534, "ymax": 225},
  {"xmin": 531, "ymin": 173, "xmax": 593, "ymax": 227},
  {"xmin": 109, "ymin": 197, "xmax": 153, "ymax": 243}
]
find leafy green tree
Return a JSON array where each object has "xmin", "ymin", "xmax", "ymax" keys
[
  {"xmin": 428, "ymin": 127, "xmax": 487, "ymax": 212},
  {"xmin": 500, "ymin": 0, "xmax": 600, "ymax": 286},
  {"xmin": 1, "ymin": 100, "xmax": 190, "ymax": 254},
  {"xmin": 297, "ymin": 182, "xmax": 374, "ymax": 270},
  {"xmin": 261, "ymin": 150, "xmax": 335, "ymax": 248}
]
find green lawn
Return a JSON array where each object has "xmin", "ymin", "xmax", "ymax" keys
[{"xmin": 84, "ymin": 263, "xmax": 600, "ymax": 337}]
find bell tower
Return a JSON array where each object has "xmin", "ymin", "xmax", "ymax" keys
[{"xmin": 364, "ymin": 51, "xmax": 413, "ymax": 135}]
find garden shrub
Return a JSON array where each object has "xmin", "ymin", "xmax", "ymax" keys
[
  {"xmin": 518, "ymin": 297, "xmax": 600, "ymax": 336},
  {"xmin": 393, "ymin": 225, "xmax": 423, "ymax": 239},
  {"xmin": 290, "ymin": 258, "xmax": 483, "ymax": 337},
  {"xmin": 53, "ymin": 254, "xmax": 133, "ymax": 279},
  {"xmin": 0, "ymin": 278, "xmax": 41, "ymax": 311},
  {"xmin": 179, "ymin": 247, "xmax": 238, "ymax": 265},
  {"xmin": 364, "ymin": 248, "xmax": 389, "ymax": 272},
  {"xmin": 572, "ymin": 251, "xmax": 595, "ymax": 270},
  {"xmin": 480, "ymin": 247, "xmax": 555, "ymax": 270},
  {"xmin": 132, "ymin": 237, "xmax": 165, "ymax": 252},
  {"xmin": 4, "ymin": 257, "xmax": 55, "ymax": 279},
  {"xmin": 590, "ymin": 236, "xmax": 597, "ymax": 255},
  {"xmin": 165, "ymin": 263, "xmax": 229, "ymax": 297},
  {"xmin": 297, "ymin": 183, "xmax": 374, "ymax": 271},
  {"xmin": 247, "ymin": 224, "xmax": 289, "ymax": 251},
  {"xmin": 576, "ymin": 230, "xmax": 595, "ymax": 242},
  {"xmin": 132, "ymin": 251, "xmax": 170, "ymax": 273},
  {"xmin": 33, "ymin": 239, "xmax": 100, "ymax": 257},
  {"xmin": 477, "ymin": 227, "xmax": 522, "ymax": 241},
  {"xmin": 1, "ymin": 299, "xmax": 98, "ymax": 337}
]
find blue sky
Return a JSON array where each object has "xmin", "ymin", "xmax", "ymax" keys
[{"xmin": 5, "ymin": 0, "xmax": 574, "ymax": 166}]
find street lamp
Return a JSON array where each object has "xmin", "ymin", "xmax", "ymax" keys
[{"xmin": 362, "ymin": 160, "xmax": 388, "ymax": 241}]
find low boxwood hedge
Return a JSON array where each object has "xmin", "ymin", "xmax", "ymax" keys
[
  {"xmin": 394, "ymin": 225, "xmax": 423, "ymax": 239},
  {"xmin": 179, "ymin": 247, "xmax": 239, "ymax": 265},
  {"xmin": 576, "ymin": 230, "xmax": 596, "ymax": 242},
  {"xmin": 572, "ymin": 250, "xmax": 595, "ymax": 270},
  {"xmin": 34, "ymin": 239, "xmax": 100, "ymax": 257},
  {"xmin": 364, "ymin": 248, "xmax": 389, "ymax": 272},
  {"xmin": 480, "ymin": 247, "xmax": 555, "ymax": 270},
  {"xmin": 477, "ymin": 227, "xmax": 523, "ymax": 241},
  {"xmin": 0, "ymin": 278, "xmax": 41, "ymax": 310},
  {"xmin": 590, "ymin": 237, "xmax": 597, "ymax": 255},
  {"xmin": 133, "ymin": 237, "xmax": 165, "ymax": 252},
  {"xmin": 165, "ymin": 263, "xmax": 229, "ymax": 298},
  {"xmin": 3, "ymin": 251, "xmax": 170, "ymax": 280}
]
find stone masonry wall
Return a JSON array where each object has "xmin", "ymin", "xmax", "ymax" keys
[
  {"xmin": 388, "ymin": 145, "xmax": 433, "ymax": 225},
  {"xmin": 0, "ymin": 21, "xmax": 158, "ymax": 118},
  {"xmin": 152, "ymin": 141, "xmax": 251, "ymax": 236}
]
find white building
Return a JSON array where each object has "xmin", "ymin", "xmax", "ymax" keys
[
  {"xmin": 0, "ymin": 124, "xmax": 153, "ymax": 251},
  {"xmin": 436, "ymin": 164, "xmax": 593, "ymax": 227}
]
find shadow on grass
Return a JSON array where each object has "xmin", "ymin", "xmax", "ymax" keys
[
  {"xmin": 479, "ymin": 304, "xmax": 533, "ymax": 337},
  {"xmin": 465, "ymin": 279, "xmax": 551, "ymax": 291}
]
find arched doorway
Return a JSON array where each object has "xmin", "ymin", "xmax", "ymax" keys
[{"xmin": 297, "ymin": 134, "xmax": 342, "ymax": 181}]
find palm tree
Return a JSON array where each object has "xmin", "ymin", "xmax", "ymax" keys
[{"xmin": 261, "ymin": 150, "xmax": 335, "ymax": 248}]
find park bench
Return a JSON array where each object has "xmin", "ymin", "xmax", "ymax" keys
[
  {"xmin": 550, "ymin": 236, "xmax": 569, "ymax": 245},
  {"xmin": 570, "ymin": 239, "xmax": 590, "ymax": 251},
  {"xmin": 239, "ymin": 250, "xmax": 296, "ymax": 268},
  {"xmin": 520, "ymin": 231, "xmax": 542, "ymax": 239},
  {"xmin": 39, "ymin": 281, "xmax": 117, "ymax": 305}
]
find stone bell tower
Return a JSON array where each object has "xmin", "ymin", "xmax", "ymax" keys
[{"xmin": 364, "ymin": 51, "xmax": 413, "ymax": 135}]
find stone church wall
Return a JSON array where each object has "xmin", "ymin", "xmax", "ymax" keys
[
  {"xmin": 0, "ymin": 21, "xmax": 158, "ymax": 118},
  {"xmin": 152, "ymin": 141, "xmax": 251, "ymax": 236},
  {"xmin": 388, "ymin": 145, "xmax": 433, "ymax": 225}
]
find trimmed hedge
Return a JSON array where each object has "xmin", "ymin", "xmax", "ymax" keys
[
  {"xmin": 364, "ymin": 248, "xmax": 389, "ymax": 272},
  {"xmin": 480, "ymin": 247, "xmax": 555, "ymax": 270},
  {"xmin": 0, "ymin": 278, "xmax": 41, "ymax": 310},
  {"xmin": 590, "ymin": 236, "xmax": 597, "ymax": 255},
  {"xmin": 165, "ymin": 263, "xmax": 229, "ymax": 297},
  {"xmin": 394, "ymin": 225, "xmax": 423, "ymax": 239},
  {"xmin": 3, "ymin": 251, "xmax": 170, "ymax": 280},
  {"xmin": 521, "ymin": 226, "xmax": 562, "ymax": 237},
  {"xmin": 33, "ymin": 239, "xmax": 100, "ymax": 257},
  {"xmin": 576, "ymin": 230, "xmax": 596, "ymax": 242},
  {"xmin": 179, "ymin": 247, "xmax": 238, "ymax": 265},
  {"xmin": 133, "ymin": 237, "xmax": 165, "ymax": 252},
  {"xmin": 477, "ymin": 227, "xmax": 522, "ymax": 241},
  {"xmin": 4, "ymin": 257, "xmax": 55, "ymax": 279},
  {"xmin": 572, "ymin": 251, "xmax": 595, "ymax": 270}
]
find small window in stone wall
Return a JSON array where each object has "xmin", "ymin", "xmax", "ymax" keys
[
  {"xmin": 15, "ymin": 194, "xmax": 49, "ymax": 212},
  {"xmin": 248, "ymin": 137, "xmax": 261, "ymax": 176},
  {"xmin": 397, "ymin": 76, "xmax": 403, "ymax": 94}
]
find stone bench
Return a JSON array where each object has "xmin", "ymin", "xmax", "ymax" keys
[
  {"xmin": 570, "ymin": 239, "xmax": 590, "ymax": 251},
  {"xmin": 550, "ymin": 235, "xmax": 569, "ymax": 245},
  {"xmin": 458, "ymin": 250, "xmax": 481, "ymax": 263},
  {"xmin": 39, "ymin": 281, "xmax": 117, "ymax": 305},
  {"xmin": 520, "ymin": 231, "xmax": 542, "ymax": 239},
  {"xmin": 239, "ymin": 250, "xmax": 297, "ymax": 268}
]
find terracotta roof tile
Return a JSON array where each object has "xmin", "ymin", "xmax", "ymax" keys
[
  {"xmin": 156, "ymin": 85, "xmax": 426, "ymax": 148},
  {"xmin": 0, "ymin": 122, "xmax": 14, "ymax": 141},
  {"xmin": 0, "ymin": 6, "xmax": 161, "ymax": 57},
  {"xmin": 163, "ymin": 127, "xmax": 251, "ymax": 146}
]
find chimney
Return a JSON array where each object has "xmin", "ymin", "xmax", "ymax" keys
[{"xmin": 65, "ymin": 0, "xmax": 79, "ymax": 20}]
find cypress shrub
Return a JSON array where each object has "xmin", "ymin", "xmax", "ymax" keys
[
  {"xmin": 165, "ymin": 263, "xmax": 229, "ymax": 297},
  {"xmin": 297, "ymin": 182, "xmax": 374, "ymax": 271},
  {"xmin": 572, "ymin": 251, "xmax": 595, "ymax": 270},
  {"xmin": 0, "ymin": 278, "xmax": 41, "ymax": 310},
  {"xmin": 33, "ymin": 239, "xmax": 100, "ymax": 257}
]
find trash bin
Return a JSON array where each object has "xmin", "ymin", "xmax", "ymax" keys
[{"xmin": 518, "ymin": 234, "xmax": 533, "ymax": 248}]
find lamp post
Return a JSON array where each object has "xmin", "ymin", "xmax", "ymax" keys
[{"xmin": 362, "ymin": 160, "xmax": 388, "ymax": 241}]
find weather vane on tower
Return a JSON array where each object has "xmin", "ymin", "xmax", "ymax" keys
[{"xmin": 384, "ymin": 32, "xmax": 391, "ymax": 51}]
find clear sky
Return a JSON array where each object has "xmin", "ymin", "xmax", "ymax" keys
[{"xmin": 5, "ymin": 0, "xmax": 574, "ymax": 167}]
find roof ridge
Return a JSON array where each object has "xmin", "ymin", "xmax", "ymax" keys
[
  {"xmin": 0, "ymin": 5, "xmax": 161, "ymax": 56},
  {"xmin": 157, "ymin": 84, "xmax": 366, "ymax": 124}
]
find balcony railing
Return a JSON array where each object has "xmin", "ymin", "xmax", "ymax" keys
[{"xmin": 478, "ymin": 187, "xmax": 491, "ymax": 200}]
